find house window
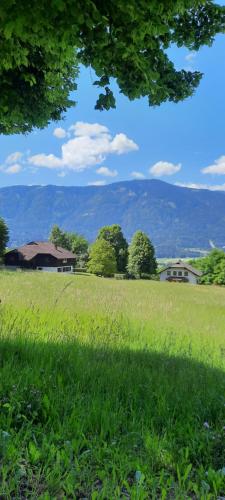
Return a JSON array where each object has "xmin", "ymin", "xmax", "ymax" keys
[
  {"xmin": 173, "ymin": 271, "xmax": 177, "ymax": 276},
  {"xmin": 178, "ymin": 271, "xmax": 182, "ymax": 276},
  {"xmin": 167, "ymin": 271, "xmax": 171, "ymax": 276},
  {"xmin": 184, "ymin": 271, "xmax": 188, "ymax": 276},
  {"xmin": 58, "ymin": 266, "xmax": 71, "ymax": 273}
]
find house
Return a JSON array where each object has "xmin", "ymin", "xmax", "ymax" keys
[
  {"xmin": 4, "ymin": 241, "xmax": 76, "ymax": 273},
  {"xmin": 159, "ymin": 260, "xmax": 202, "ymax": 284}
]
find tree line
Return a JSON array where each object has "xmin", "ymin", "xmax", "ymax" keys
[
  {"xmin": 49, "ymin": 224, "xmax": 157, "ymax": 278},
  {"xmin": 3, "ymin": 216, "xmax": 225, "ymax": 284}
]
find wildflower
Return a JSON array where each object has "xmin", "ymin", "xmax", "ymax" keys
[{"xmin": 203, "ymin": 422, "xmax": 210, "ymax": 429}]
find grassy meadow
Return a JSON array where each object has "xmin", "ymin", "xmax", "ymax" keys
[{"xmin": 0, "ymin": 270, "xmax": 225, "ymax": 498}]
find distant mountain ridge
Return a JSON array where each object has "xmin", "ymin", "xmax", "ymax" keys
[{"xmin": 1, "ymin": 179, "xmax": 225, "ymax": 257}]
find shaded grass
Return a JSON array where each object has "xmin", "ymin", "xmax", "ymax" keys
[{"xmin": 0, "ymin": 272, "xmax": 225, "ymax": 497}]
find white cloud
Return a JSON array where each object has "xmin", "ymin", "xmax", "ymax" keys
[
  {"xmin": 28, "ymin": 154, "xmax": 63, "ymax": 169},
  {"xmin": 201, "ymin": 156, "xmax": 225, "ymax": 175},
  {"xmin": 88, "ymin": 180, "xmax": 106, "ymax": 186},
  {"xmin": 110, "ymin": 133, "xmax": 138, "ymax": 154},
  {"xmin": 185, "ymin": 52, "xmax": 196, "ymax": 63},
  {"xmin": 149, "ymin": 161, "xmax": 181, "ymax": 177},
  {"xmin": 57, "ymin": 171, "xmax": 66, "ymax": 178},
  {"xmin": 70, "ymin": 122, "xmax": 109, "ymax": 137},
  {"xmin": 184, "ymin": 52, "xmax": 197, "ymax": 71},
  {"xmin": 175, "ymin": 182, "xmax": 225, "ymax": 191},
  {"xmin": 53, "ymin": 127, "xmax": 67, "ymax": 139},
  {"xmin": 4, "ymin": 163, "xmax": 22, "ymax": 174},
  {"xmin": 131, "ymin": 171, "xmax": 145, "ymax": 179},
  {"xmin": 6, "ymin": 152, "xmax": 23, "ymax": 164},
  {"xmin": 210, "ymin": 184, "xmax": 225, "ymax": 191},
  {"xmin": 96, "ymin": 166, "xmax": 118, "ymax": 177},
  {"xmin": 28, "ymin": 122, "xmax": 138, "ymax": 172},
  {"xmin": 175, "ymin": 182, "xmax": 209, "ymax": 190}
]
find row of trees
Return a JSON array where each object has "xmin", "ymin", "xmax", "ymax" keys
[
  {"xmin": 50, "ymin": 225, "xmax": 225, "ymax": 283},
  {"xmin": 4, "ymin": 218, "xmax": 225, "ymax": 284},
  {"xmin": 88, "ymin": 228, "xmax": 157, "ymax": 278},
  {"xmin": 49, "ymin": 224, "xmax": 157, "ymax": 278}
]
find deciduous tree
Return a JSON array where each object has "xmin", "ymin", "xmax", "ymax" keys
[
  {"xmin": 97, "ymin": 224, "xmax": 128, "ymax": 272},
  {"xmin": 127, "ymin": 230, "xmax": 157, "ymax": 278},
  {"xmin": 49, "ymin": 226, "xmax": 88, "ymax": 258},
  {"xmin": 1, "ymin": 1, "xmax": 225, "ymax": 133},
  {"xmin": 87, "ymin": 239, "xmax": 117, "ymax": 277},
  {"xmin": 68, "ymin": 233, "xmax": 88, "ymax": 256},
  {"xmin": 49, "ymin": 225, "xmax": 68, "ymax": 249},
  {"xmin": 189, "ymin": 248, "xmax": 225, "ymax": 285}
]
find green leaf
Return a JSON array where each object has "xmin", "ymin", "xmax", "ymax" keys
[{"xmin": 29, "ymin": 441, "xmax": 41, "ymax": 463}]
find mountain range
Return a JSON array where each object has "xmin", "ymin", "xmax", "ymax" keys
[{"xmin": 1, "ymin": 179, "xmax": 225, "ymax": 257}]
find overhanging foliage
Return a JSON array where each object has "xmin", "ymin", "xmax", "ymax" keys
[{"xmin": 0, "ymin": 1, "xmax": 225, "ymax": 133}]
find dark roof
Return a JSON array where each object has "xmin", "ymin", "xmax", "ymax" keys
[
  {"xmin": 7, "ymin": 241, "xmax": 76, "ymax": 261},
  {"xmin": 159, "ymin": 260, "xmax": 202, "ymax": 277}
]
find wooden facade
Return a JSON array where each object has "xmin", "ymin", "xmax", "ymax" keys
[{"xmin": 5, "ymin": 242, "xmax": 76, "ymax": 273}]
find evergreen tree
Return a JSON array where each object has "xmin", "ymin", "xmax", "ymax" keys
[
  {"xmin": 97, "ymin": 224, "xmax": 128, "ymax": 272},
  {"xmin": 0, "ymin": 217, "xmax": 9, "ymax": 261},
  {"xmin": 87, "ymin": 239, "xmax": 117, "ymax": 277},
  {"xmin": 127, "ymin": 230, "xmax": 157, "ymax": 278}
]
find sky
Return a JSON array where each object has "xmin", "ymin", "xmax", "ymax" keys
[{"xmin": 1, "ymin": 28, "xmax": 225, "ymax": 190}]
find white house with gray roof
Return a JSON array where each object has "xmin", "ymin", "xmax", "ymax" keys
[{"xmin": 159, "ymin": 260, "xmax": 202, "ymax": 284}]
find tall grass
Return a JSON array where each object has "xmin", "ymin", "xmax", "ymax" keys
[{"xmin": 0, "ymin": 271, "xmax": 225, "ymax": 498}]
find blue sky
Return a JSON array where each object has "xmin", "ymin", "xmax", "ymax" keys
[{"xmin": 1, "ymin": 30, "xmax": 225, "ymax": 190}]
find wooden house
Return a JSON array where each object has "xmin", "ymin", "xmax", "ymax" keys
[{"xmin": 5, "ymin": 241, "xmax": 76, "ymax": 273}]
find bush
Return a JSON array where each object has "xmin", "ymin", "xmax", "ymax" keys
[{"xmin": 140, "ymin": 273, "xmax": 151, "ymax": 280}]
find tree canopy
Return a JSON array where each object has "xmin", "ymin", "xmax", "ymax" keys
[
  {"xmin": 189, "ymin": 248, "xmax": 225, "ymax": 285},
  {"xmin": 87, "ymin": 239, "xmax": 117, "ymax": 277},
  {"xmin": 49, "ymin": 225, "xmax": 68, "ymax": 250},
  {"xmin": 0, "ymin": 217, "xmax": 9, "ymax": 261},
  {"xmin": 127, "ymin": 230, "xmax": 157, "ymax": 278},
  {"xmin": 97, "ymin": 224, "xmax": 128, "ymax": 272},
  {"xmin": 49, "ymin": 225, "xmax": 88, "ymax": 256},
  {"xmin": 1, "ymin": 1, "xmax": 225, "ymax": 133}
]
